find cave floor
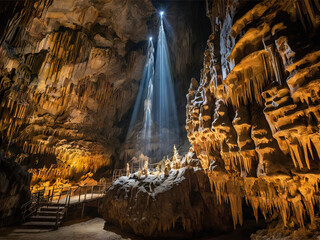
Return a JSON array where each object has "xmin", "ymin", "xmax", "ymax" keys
[
  {"xmin": 0, "ymin": 218, "xmax": 129, "ymax": 240},
  {"xmin": 0, "ymin": 217, "xmax": 257, "ymax": 240}
]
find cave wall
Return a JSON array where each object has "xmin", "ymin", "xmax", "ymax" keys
[
  {"xmin": 186, "ymin": 0, "xmax": 320, "ymax": 230},
  {"xmin": 0, "ymin": 0, "xmax": 211, "ymax": 188},
  {"xmin": 0, "ymin": 0, "xmax": 155, "ymax": 186},
  {"xmin": 0, "ymin": 0, "xmax": 26, "ymax": 40},
  {"xmin": 0, "ymin": 155, "xmax": 31, "ymax": 227}
]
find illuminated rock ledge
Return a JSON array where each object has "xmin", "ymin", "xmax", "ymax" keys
[{"xmin": 102, "ymin": 166, "xmax": 233, "ymax": 237}]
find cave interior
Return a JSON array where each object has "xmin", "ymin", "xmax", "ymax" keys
[{"xmin": 0, "ymin": 0, "xmax": 320, "ymax": 239}]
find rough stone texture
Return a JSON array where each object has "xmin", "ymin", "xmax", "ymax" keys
[
  {"xmin": 0, "ymin": 0, "xmax": 211, "ymax": 188},
  {"xmin": 251, "ymin": 219, "xmax": 320, "ymax": 240},
  {"xmin": 0, "ymin": 0, "xmax": 154, "ymax": 186},
  {"xmin": 102, "ymin": 166, "xmax": 233, "ymax": 237},
  {"xmin": 0, "ymin": 156, "xmax": 31, "ymax": 227},
  {"xmin": 186, "ymin": 0, "xmax": 320, "ymax": 234}
]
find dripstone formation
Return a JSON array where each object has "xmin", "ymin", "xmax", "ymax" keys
[
  {"xmin": 0, "ymin": 0, "xmax": 210, "ymax": 189},
  {"xmin": 1, "ymin": 0, "xmax": 320, "ymax": 238},
  {"xmin": 103, "ymin": 0, "xmax": 320, "ymax": 238},
  {"xmin": 0, "ymin": 0, "xmax": 154, "ymax": 186},
  {"xmin": 186, "ymin": 0, "xmax": 320, "ymax": 234}
]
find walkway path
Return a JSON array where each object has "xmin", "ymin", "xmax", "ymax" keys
[
  {"xmin": 53, "ymin": 193, "xmax": 104, "ymax": 205},
  {"xmin": 0, "ymin": 218, "xmax": 130, "ymax": 240}
]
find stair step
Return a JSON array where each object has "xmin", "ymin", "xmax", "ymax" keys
[
  {"xmin": 37, "ymin": 210, "xmax": 64, "ymax": 216},
  {"xmin": 22, "ymin": 221, "xmax": 60, "ymax": 229},
  {"xmin": 39, "ymin": 206, "xmax": 65, "ymax": 211},
  {"xmin": 30, "ymin": 215, "xmax": 63, "ymax": 221},
  {"xmin": 11, "ymin": 228, "xmax": 52, "ymax": 233}
]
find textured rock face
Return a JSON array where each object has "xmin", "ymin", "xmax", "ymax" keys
[
  {"xmin": 102, "ymin": 166, "xmax": 233, "ymax": 237},
  {"xmin": 0, "ymin": 156, "xmax": 31, "ymax": 227},
  {"xmin": 0, "ymin": 0, "xmax": 211, "ymax": 188},
  {"xmin": 0, "ymin": 0, "xmax": 154, "ymax": 186},
  {"xmin": 186, "ymin": 0, "xmax": 320, "ymax": 233}
]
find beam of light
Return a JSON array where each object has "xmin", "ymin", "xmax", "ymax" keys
[
  {"xmin": 153, "ymin": 16, "xmax": 179, "ymax": 156},
  {"xmin": 126, "ymin": 40, "xmax": 155, "ymax": 155},
  {"xmin": 126, "ymin": 17, "xmax": 179, "ymax": 161},
  {"xmin": 160, "ymin": 11, "xmax": 164, "ymax": 17}
]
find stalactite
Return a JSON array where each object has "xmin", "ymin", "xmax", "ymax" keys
[
  {"xmin": 207, "ymin": 173, "xmax": 320, "ymax": 229},
  {"xmin": 186, "ymin": 0, "xmax": 320, "ymax": 233}
]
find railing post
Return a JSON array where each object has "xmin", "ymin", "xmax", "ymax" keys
[
  {"xmin": 37, "ymin": 191, "xmax": 40, "ymax": 205},
  {"xmin": 91, "ymin": 186, "xmax": 94, "ymax": 199},
  {"xmin": 81, "ymin": 202, "xmax": 85, "ymax": 218},
  {"xmin": 36, "ymin": 190, "xmax": 40, "ymax": 211},
  {"xmin": 51, "ymin": 186, "xmax": 55, "ymax": 203},
  {"xmin": 43, "ymin": 187, "xmax": 46, "ymax": 203},
  {"xmin": 65, "ymin": 188, "xmax": 70, "ymax": 220},
  {"xmin": 84, "ymin": 186, "xmax": 87, "ymax": 201},
  {"xmin": 48, "ymin": 189, "xmax": 51, "ymax": 203},
  {"xmin": 55, "ymin": 206, "xmax": 59, "ymax": 229},
  {"xmin": 57, "ymin": 189, "xmax": 62, "ymax": 205},
  {"xmin": 68, "ymin": 189, "xmax": 71, "ymax": 207},
  {"xmin": 64, "ymin": 188, "xmax": 69, "ymax": 205},
  {"xmin": 79, "ymin": 187, "xmax": 81, "ymax": 203}
]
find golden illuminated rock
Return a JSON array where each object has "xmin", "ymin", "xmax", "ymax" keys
[
  {"xmin": 186, "ymin": 0, "xmax": 320, "ymax": 233},
  {"xmin": 102, "ymin": 166, "xmax": 233, "ymax": 237},
  {"xmin": 0, "ymin": 0, "xmax": 154, "ymax": 185}
]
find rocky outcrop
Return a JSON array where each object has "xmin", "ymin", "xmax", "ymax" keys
[
  {"xmin": 0, "ymin": 156, "xmax": 31, "ymax": 227},
  {"xmin": 102, "ymin": 165, "xmax": 233, "ymax": 237},
  {"xmin": 0, "ymin": 0, "xmax": 154, "ymax": 186},
  {"xmin": 186, "ymin": 0, "xmax": 320, "ymax": 234}
]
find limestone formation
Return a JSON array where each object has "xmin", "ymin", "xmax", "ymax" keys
[
  {"xmin": 1, "ymin": 0, "xmax": 320, "ymax": 238},
  {"xmin": 102, "ymin": 166, "xmax": 233, "ymax": 237},
  {"xmin": 186, "ymin": 0, "xmax": 320, "ymax": 232},
  {"xmin": 0, "ymin": 0, "xmax": 154, "ymax": 186},
  {"xmin": 0, "ymin": 155, "xmax": 31, "ymax": 227},
  {"xmin": 0, "ymin": 0, "xmax": 210, "ymax": 190}
]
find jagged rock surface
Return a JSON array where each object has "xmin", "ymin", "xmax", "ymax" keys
[
  {"xmin": 102, "ymin": 166, "xmax": 233, "ymax": 237},
  {"xmin": 0, "ymin": 0, "xmax": 211, "ymax": 188},
  {"xmin": 186, "ymin": 0, "xmax": 320, "ymax": 235},
  {"xmin": 0, "ymin": 156, "xmax": 31, "ymax": 227},
  {"xmin": 0, "ymin": 0, "xmax": 154, "ymax": 186}
]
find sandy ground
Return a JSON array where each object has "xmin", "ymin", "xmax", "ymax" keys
[{"xmin": 0, "ymin": 218, "xmax": 131, "ymax": 240}]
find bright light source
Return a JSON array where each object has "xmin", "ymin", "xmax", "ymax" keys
[
  {"xmin": 160, "ymin": 11, "xmax": 164, "ymax": 17},
  {"xmin": 149, "ymin": 36, "xmax": 153, "ymax": 41}
]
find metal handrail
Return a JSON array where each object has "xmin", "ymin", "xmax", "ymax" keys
[
  {"xmin": 112, "ymin": 161, "xmax": 163, "ymax": 181},
  {"xmin": 21, "ymin": 184, "xmax": 107, "ymax": 224}
]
